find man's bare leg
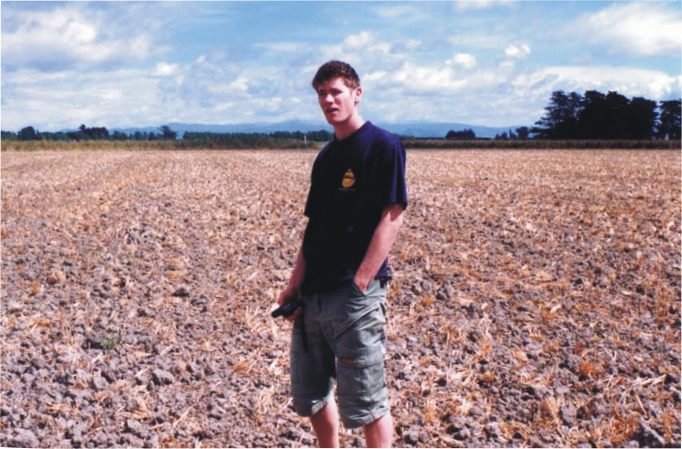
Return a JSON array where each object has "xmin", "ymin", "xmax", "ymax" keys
[
  {"xmin": 364, "ymin": 413, "xmax": 393, "ymax": 448},
  {"xmin": 310, "ymin": 399, "xmax": 340, "ymax": 448}
]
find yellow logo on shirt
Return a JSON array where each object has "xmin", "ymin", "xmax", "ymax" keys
[{"xmin": 341, "ymin": 169, "xmax": 356, "ymax": 189}]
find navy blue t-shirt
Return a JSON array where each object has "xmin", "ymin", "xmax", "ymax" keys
[{"xmin": 301, "ymin": 121, "xmax": 408, "ymax": 293}]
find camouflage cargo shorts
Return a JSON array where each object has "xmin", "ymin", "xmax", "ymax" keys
[{"xmin": 290, "ymin": 279, "xmax": 389, "ymax": 429}]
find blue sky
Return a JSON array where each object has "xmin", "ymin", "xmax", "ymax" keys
[{"xmin": 2, "ymin": 0, "xmax": 681, "ymax": 131}]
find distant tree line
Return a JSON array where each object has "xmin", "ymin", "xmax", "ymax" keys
[
  {"xmin": 441, "ymin": 91, "xmax": 680, "ymax": 142},
  {"xmin": 445, "ymin": 128, "xmax": 476, "ymax": 140},
  {"xmin": 492, "ymin": 127, "xmax": 531, "ymax": 140},
  {"xmin": 442, "ymin": 126, "xmax": 532, "ymax": 141},
  {"xmin": 2, "ymin": 124, "xmax": 178, "ymax": 141},
  {"xmin": 181, "ymin": 130, "xmax": 333, "ymax": 148},
  {"xmin": 1, "ymin": 124, "xmax": 333, "ymax": 148},
  {"xmin": 531, "ymin": 90, "xmax": 680, "ymax": 140}
]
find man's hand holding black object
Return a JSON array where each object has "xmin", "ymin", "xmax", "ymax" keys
[
  {"xmin": 271, "ymin": 299, "xmax": 302, "ymax": 318},
  {"xmin": 274, "ymin": 285, "xmax": 302, "ymax": 321}
]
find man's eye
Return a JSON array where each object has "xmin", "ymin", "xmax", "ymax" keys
[{"xmin": 318, "ymin": 90, "xmax": 342, "ymax": 98}]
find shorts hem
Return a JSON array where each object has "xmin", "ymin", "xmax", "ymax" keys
[
  {"xmin": 340, "ymin": 405, "xmax": 391, "ymax": 429},
  {"xmin": 293, "ymin": 391, "xmax": 334, "ymax": 418}
]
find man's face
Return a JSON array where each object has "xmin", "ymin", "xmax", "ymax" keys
[{"xmin": 315, "ymin": 77, "xmax": 362, "ymax": 126}]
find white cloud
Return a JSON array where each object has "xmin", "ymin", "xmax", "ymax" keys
[
  {"xmin": 449, "ymin": 34, "xmax": 508, "ymax": 50},
  {"xmin": 344, "ymin": 31, "xmax": 374, "ymax": 49},
  {"xmin": 254, "ymin": 41, "xmax": 311, "ymax": 54},
  {"xmin": 399, "ymin": 63, "xmax": 463, "ymax": 93},
  {"xmin": 362, "ymin": 50, "xmax": 681, "ymax": 127},
  {"xmin": 316, "ymin": 32, "xmax": 410, "ymax": 76},
  {"xmin": 372, "ymin": 3, "xmax": 432, "ymax": 23},
  {"xmin": 1, "ymin": 47, "xmax": 300, "ymax": 131},
  {"xmin": 1, "ymin": 68, "xmax": 160, "ymax": 130},
  {"xmin": 405, "ymin": 39, "xmax": 422, "ymax": 50},
  {"xmin": 447, "ymin": 53, "xmax": 477, "ymax": 69},
  {"xmin": 571, "ymin": 2, "xmax": 682, "ymax": 56},
  {"xmin": 455, "ymin": 0, "xmax": 514, "ymax": 11},
  {"xmin": 364, "ymin": 71, "xmax": 388, "ymax": 83},
  {"xmin": 505, "ymin": 44, "xmax": 531, "ymax": 60},
  {"xmin": 513, "ymin": 66, "xmax": 681, "ymax": 101},
  {"xmin": 363, "ymin": 60, "xmax": 505, "ymax": 98},
  {"xmin": 152, "ymin": 63, "xmax": 179, "ymax": 77},
  {"xmin": 1, "ymin": 4, "xmax": 159, "ymax": 72}
]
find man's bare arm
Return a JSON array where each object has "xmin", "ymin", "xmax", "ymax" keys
[
  {"xmin": 278, "ymin": 247, "xmax": 305, "ymax": 306},
  {"xmin": 353, "ymin": 203, "xmax": 405, "ymax": 293}
]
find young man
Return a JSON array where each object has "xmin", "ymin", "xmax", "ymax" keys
[{"xmin": 277, "ymin": 60, "xmax": 408, "ymax": 448}]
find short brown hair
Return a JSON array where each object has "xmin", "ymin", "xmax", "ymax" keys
[{"xmin": 311, "ymin": 60, "xmax": 360, "ymax": 90}]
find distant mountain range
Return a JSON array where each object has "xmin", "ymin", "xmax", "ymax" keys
[{"xmin": 113, "ymin": 120, "xmax": 523, "ymax": 139}]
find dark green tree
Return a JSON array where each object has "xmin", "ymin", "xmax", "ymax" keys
[
  {"xmin": 1, "ymin": 131, "xmax": 18, "ymax": 140},
  {"xmin": 18, "ymin": 126, "xmax": 39, "ymax": 140},
  {"xmin": 515, "ymin": 126, "xmax": 530, "ymax": 139},
  {"xmin": 577, "ymin": 90, "xmax": 608, "ymax": 138},
  {"xmin": 112, "ymin": 130, "xmax": 128, "ymax": 140},
  {"xmin": 627, "ymin": 97, "xmax": 658, "ymax": 140},
  {"xmin": 159, "ymin": 125, "xmax": 177, "ymax": 140},
  {"xmin": 39, "ymin": 131, "xmax": 67, "ymax": 140},
  {"xmin": 446, "ymin": 128, "xmax": 476, "ymax": 140},
  {"xmin": 306, "ymin": 130, "xmax": 333, "ymax": 141},
  {"xmin": 658, "ymin": 99, "xmax": 681, "ymax": 140},
  {"xmin": 603, "ymin": 91, "xmax": 630, "ymax": 138},
  {"xmin": 532, "ymin": 90, "xmax": 582, "ymax": 138},
  {"xmin": 85, "ymin": 127, "xmax": 109, "ymax": 140}
]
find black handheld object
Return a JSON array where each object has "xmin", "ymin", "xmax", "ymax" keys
[{"xmin": 271, "ymin": 299, "xmax": 302, "ymax": 318}]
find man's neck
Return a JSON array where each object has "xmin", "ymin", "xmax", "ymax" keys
[{"xmin": 334, "ymin": 114, "xmax": 366, "ymax": 141}]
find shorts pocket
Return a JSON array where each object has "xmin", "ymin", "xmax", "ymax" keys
[
  {"xmin": 335, "ymin": 346, "xmax": 388, "ymax": 427},
  {"xmin": 334, "ymin": 300, "xmax": 386, "ymax": 342},
  {"xmin": 335, "ymin": 305, "xmax": 387, "ymax": 373},
  {"xmin": 333, "ymin": 295, "xmax": 389, "ymax": 428}
]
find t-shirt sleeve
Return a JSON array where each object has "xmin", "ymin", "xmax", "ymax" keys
[{"xmin": 375, "ymin": 138, "xmax": 408, "ymax": 210}]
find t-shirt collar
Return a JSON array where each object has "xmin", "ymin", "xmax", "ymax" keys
[{"xmin": 333, "ymin": 121, "xmax": 371, "ymax": 143}]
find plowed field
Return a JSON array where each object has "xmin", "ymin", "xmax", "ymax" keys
[{"xmin": 1, "ymin": 149, "xmax": 680, "ymax": 447}]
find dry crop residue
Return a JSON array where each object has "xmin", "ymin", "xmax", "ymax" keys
[{"xmin": 1, "ymin": 149, "xmax": 680, "ymax": 448}]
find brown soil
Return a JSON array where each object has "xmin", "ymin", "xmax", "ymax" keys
[{"xmin": 1, "ymin": 149, "xmax": 680, "ymax": 448}]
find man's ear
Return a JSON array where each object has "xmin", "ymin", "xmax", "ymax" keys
[{"xmin": 354, "ymin": 86, "xmax": 363, "ymax": 105}]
